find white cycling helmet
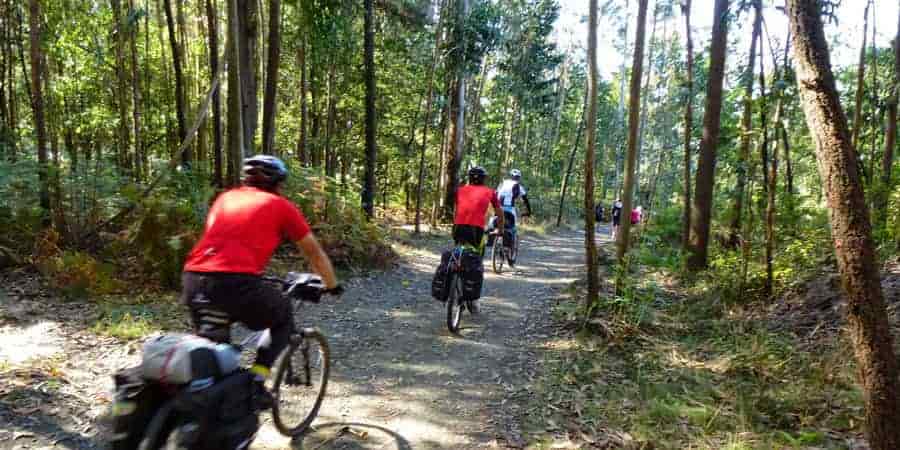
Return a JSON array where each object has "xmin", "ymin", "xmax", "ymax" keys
[{"xmin": 510, "ymin": 169, "xmax": 522, "ymax": 179}]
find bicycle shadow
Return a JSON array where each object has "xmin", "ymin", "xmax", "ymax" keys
[{"xmin": 289, "ymin": 422, "xmax": 413, "ymax": 450}]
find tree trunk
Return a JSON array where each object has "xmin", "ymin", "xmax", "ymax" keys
[
  {"xmin": 852, "ymin": 1, "xmax": 872, "ymax": 153},
  {"xmin": 163, "ymin": 0, "xmax": 187, "ymax": 164},
  {"xmin": 616, "ymin": 0, "xmax": 649, "ymax": 264},
  {"xmin": 788, "ymin": 1, "xmax": 900, "ymax": 448},
  {"xmin": 323, "ymin": 59, "xmax": 337, "ymax": 176},
  {"xmin": 687, "ymin": 0, "xmax": 730, "ymax": 271},
  {"xmin": 205, "ymin": 0, "xmax": 223, "ymax": 187},
  {"xmin": 680, "ymin": 0, "xmax": 694, "ymax": 252},
  {"xmin": 296, "ymin": 35, "xmax": 307, "ymax": 165},
  {"xmin": 635, "ymin": 4, "xmax": 657, "ymax": 202},
  {"xmin": 362, "ymin": 0, "xmax": 377, "ymax": 219},
  {"xmin": 237, "ymin": 0, "xmax": 258, "ymax": 155},
  {"xmin": 728, "ymin": 0, "xmax": 761, "ymax": 247},
  {"xmin": 128, "ymin": 0, "xmax": 144, "ymax": 179},
  {"xmin": 226, "ymin": 0, "xmax": 245, "ymax": 185},
  {"xmin": 27, "ymin": 0, "xmax": 49, "ymax": 218},
  {"xmin": 877, "ymin": 8, "xmax": 900, "ymax": 229},
  {"xmin": 415, "ymin": 0, "xmax": 447, "ymax": 233},
  {"xmin": 111, "ymin": 0, "xmax": 132, "ymax": 173},
  {"xmin": 557, "ymin": 97, "xmax": 585, "ymax": 227},
  {"xmin": 260, "ymin": 0, "xmax": 280, "ymax": 155},
  {"xmin": 442, "ymin": 0, "xmax": 469, "ymax": 222},
  {"xmin": 584, "ymin": 0, "xmax": 599, "ymax": 308}
]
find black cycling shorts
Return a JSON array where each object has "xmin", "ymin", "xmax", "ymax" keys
[{"xmin": 452, "ymin": 224, "xmax": 485, "ymax": 248}]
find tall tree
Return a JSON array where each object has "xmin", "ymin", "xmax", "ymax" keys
[
  {"xmin": 788, "ymin": 1, "xmax": 900, "ymax": 448},
  {"xmin": 851, "ymin": 1, "xmax": 872, "ymax": 153},
  {"xmin": 206, "ymin": 0, "xmax": 223, "ymax": 187},
  {"xmin": 616, "ymin": 0, "xmax": 649, "ymax": 264},
  {"xmin": 584, "ymin": 0, "xmax": 599, "ymax": 307},
  {"xmin": 362, "ymin": 0, "xmax": 377, "ymax": 219},
  {"xmin": 442, "ymin": 0, "xmax": 470, "ymax": 221},
  {"xmin": 226, "ymin": 0, "xmax": 245, "ymax": 184},
  {"xmin": 687, "ymin": 0, "xmax": 729, "ymax": 270},
  {"xmin": 111, "ymin": 0, "xmax": 132, "ymax": 173},
  {"xmin": 728, "ymin": 0, "xmax": 760, "ymax": 247},
  {"xmin": 163, "ymin": 0, "xmax": 188, "ymax": 163},
  {"xmin": 237, "ymin": 0, "xmax": 259, "ymax": 154},
  {"xmin": 28, "ymin": 0, "xmax": 49, "ymax": 217},
  {"xmin": 296, "ymin": 35, "xmax": 307, "ymax": 165},
  {"xmin": 260, "ymin": 0, "xmax": 280, "ymax": 155},
  {"xmin": 877, "ymin": 7, "xmax": 900, "ymax": 228},
  {"xmin": 128, "ymin": 0, "xmax": 144, "ymax": 179},
  {"xmin": 680, "ymin": 0, "xmax": 693, "ymax": 251}
]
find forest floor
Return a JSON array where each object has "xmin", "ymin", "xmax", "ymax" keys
[{"xmin": 0, "ymin": 223, "xmax": 598, "ymax": 450}]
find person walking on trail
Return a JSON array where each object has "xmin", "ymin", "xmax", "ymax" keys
[
  {"xmin": 611, "ymin": 199, "xmax": 623, "ymax": 238},
  {"xmin": 180, "ymin": 155, "xmax": 344, "ymax": 409},
  {"xmin": 595, "ymin": 203, "xmax": 605, "ymax": 225},
  {"xmin": 496, "ymin": 169, "xmax": 532, "ymax": 267},
  {"xmin": 631, "ymin": 205, "xmax": 643, "ymax": 225},
  {"xmin": 454, "ymin": 166, "xmax": 504, "ymax": 313}
]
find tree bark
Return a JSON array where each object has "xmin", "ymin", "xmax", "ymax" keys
[
  {"xmin": 635, "ymin": 3, "xmax": 658, "ymax": 202},
  {"xmin": 788, "ymin": 1, "xmax": 900, "ymax": 448},
  {"xmin": 205, "ymin": 0, "xmax": 223, "ymax": 187},
  {"xmin": 260, "ymin": 0, "xmax": 280, "ymax": 155},
  {"xmin": 27, "ymin": 0, "xmax": 49, "ymax": 218},
  {"xmin": 687, "ymin": 0, "xmax": 730, "ymax": 271},
  {"xmin": 237, "ymin": 0, "xmax": 258, "ymax": 155},
  {"xmin": 415, "ymin": 0, "xmax": 447, "ymax": 233},
  {"xmin": 616, "ymin": 0, "xmax": 649, "ymax": 264},
  {"xmin": 584, "ymin": 0, "xmax": 599, "ymax": 308},
  {"xmin": 728, "ymin": 0, "xmax": 761, "ymax": 247},
  {"xmin": 128, "ymin": 0, "xmax": 144, "ymax": 179},
  {"xmin": 226, "ymin": 0, "xmax": 245, "ymax": 185},
  {"xmin": 680, "ymin": 0, "xmax": 694, "ymax": 252},
  {"xmin": 111, "ymin": 0, "xmax": 132, "ymax": 173},
  {"xmin": 296, "ymin": 34, "xmax": 307, "ymax": 165},
  {"xmin": 442, "ymin": 0, "xmax": 469, "ymax": 222},
  {"xmin": 362, "ymin": 0, "xmax": 377, "ymax": 219},
  {"xmin": 877, "ymin": 7, "xmax": 900, "ymax": 228},
  {"xmin": 163, "ymin": 0, "xmax": 188, "ymax": 164},
  {"xmin": 852, "ymin": 1, "xmax": 872, "ymax": 153},
  {"xmin": 557, "ymin": 97, "xmax": 585, "ymax": 227}
]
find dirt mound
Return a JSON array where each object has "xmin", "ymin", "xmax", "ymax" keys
[{"xmin": 770, "ymin": 263, "xmax": 900, "ymax": 340}]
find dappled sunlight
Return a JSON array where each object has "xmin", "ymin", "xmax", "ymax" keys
[{"xmin": 0, "ymin": 320, "xmax": 64, "ymax": 364}]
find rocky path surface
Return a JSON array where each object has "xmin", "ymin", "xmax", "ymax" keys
[{"xmin": 0, "ymin": 227, "xmax": 600, "ymax": 449}]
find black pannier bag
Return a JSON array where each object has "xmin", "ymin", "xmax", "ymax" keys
[
  {"xmin": 460, "ymin": 249, "xmax": 484, "ymax": 301},
  {"xmin": 173, "ymin": 370, "xmax": 259, "ymax": 450},
  {"xmin": 110, "ymin": 366, "xmax": 168, "ymax": 450},
  {"xmin": 431, "ymin": 249, "xmax": 453, "ymax": 302}
]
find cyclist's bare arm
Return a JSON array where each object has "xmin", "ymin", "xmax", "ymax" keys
[
  {"xmin": 295, "ymin": 234, "xmax": 339, "ymax": 289},
  {"xmin": 493, "ymin": 204, "xmax": 505, "ymax": 231}
]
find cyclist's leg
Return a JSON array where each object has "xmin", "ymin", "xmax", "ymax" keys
[{"xmin": 181, "ymin": 272, "xmax": 232, "ymax": 343}]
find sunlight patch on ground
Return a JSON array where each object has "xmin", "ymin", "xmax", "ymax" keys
[{"xmin": 0, "ymin": 321, "xmax": 64, "ymax": 364}]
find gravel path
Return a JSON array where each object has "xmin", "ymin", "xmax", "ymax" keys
[{"xmin": 0, "ymin": 227, "xmax": 599, "ymax": 450}]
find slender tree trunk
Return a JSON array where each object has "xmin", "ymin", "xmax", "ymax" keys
[
  {"xmin": 789, "ymin": 2, "xmax": 900, "ymax": 448},
  {"xmin": 727, "ymin": 0, "xmax": 760, "ymax": 247},
  {"xmin": 687, "ymin": 0, "xmax": 730, "ymax": 271},
  {"xmin": 226, "ymin": 0, "xmax": 244, "ymax": 185},
  {"xmin": 163, "ymin": 0, "xmax": 188, "ymax": 164},
  {"xmin": 296, "ymin": 35, "xmax": 307, "ymax": 165},
  {"xmin": 635, "ymin": 4, "xmax": 657, "ymax": 202},
  {"xmin": 680, "ymin": 0, "xmax": 694, "ymax": 252},
  {"xmin": 616, "ymin": 0, "xmax": 649, "ymax": 264},
  {"xmin": 237, "ymin": 0, "xmax": 258, "ymax": 155},
  {"xmin": 205, "ymin": 0, "xmax": 223, "ymax": 187},
  {"xmin": 852, "ymin": 1, "xmax": 872, "ymax": 153},
  {"xmin": 877, "ymin": 8, "xmax": 900, "ymax": 229},
  {"xmin": 442, "ymin": 0, "xmax": 469, "ymax": 222},
  {"xmin": 128, "ymin": 0, "xmax": 144, "ymax": 179},
  {"xmin": 758, "ymin": 41, "xmax": 774, "ymax": 298},
  {"xmin": 260, "ymin": 0, "xmax": 280, "ymax": 154},
  {"xmin": 362, "ymin": 0, "xmax": 377, "ymax": 219},
  {"xmin": 415, "ymin": 0, "xmax": 448, "ymax": 233},
  {"xmin": 584, "ymin": 0, "xmax": 600, "ymax": 308},
  {"xmin": 111, "ymin": 0, "xmax": 132, "ymax": 173},
  {"xmin": 557, "ymin": 97, "xmax": 585, "ymax": 227},
  {"xmin": 323, "ymin": 59, "xmax": 337, "ymax": 176},
  {"xmin": 5, "ymin": 1, "xmax": 17, "ymax": 162},
  {"xmin": 27, "ymin": 0, "xmax": 49, "ymax": 218}
]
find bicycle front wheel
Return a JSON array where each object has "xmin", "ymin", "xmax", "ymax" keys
[
  {"xmin": 446, "ymin": 273, "xmax": 463, "ymax": 333},
  {"xmin": 491, "ymin": 238, "xmax": 504, "ymax": 274},
  {"xmin": 272, "ymin": 330, "xmax": 330, "ymax": 436}
]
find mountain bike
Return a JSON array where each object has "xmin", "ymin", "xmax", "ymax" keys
[
  {"xmin": 490, "ymin": 230, "xmax": 508, "ymax": 274},
  {"xmin": 134, "ymin": 273, "xmax": 331, "ymax": 449},
  {"xmin": 444, "ymin": 245, "xmax": 482, "ymax": 333}
]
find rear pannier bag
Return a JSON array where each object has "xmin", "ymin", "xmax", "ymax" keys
[
  {"xmin": 109, "ymin": 366, "xmax": 168, "ymax": 450},
  {"xmin": 173, "ymin": 370, "xmax": 259, "ymax": 450},
  {"xmin": 460, "ymin": 250, "xmax": 484, "ymax": 301},
  {"xmin": 141, "ymin": 334, "xmax": 240, "ymax": 384},
  {"xmin": 431, "ymin": 250, "xmax": 453, "ymax": 302}
]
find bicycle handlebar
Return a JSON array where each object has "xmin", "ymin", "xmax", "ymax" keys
[{"xmin": 263, "ymin": 272, "xmax": 325, "ymax": 303}]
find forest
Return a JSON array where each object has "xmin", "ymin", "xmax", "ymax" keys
[{"xmin": 3, "ymin": 0, "xmax": 900, "ymax": 448}]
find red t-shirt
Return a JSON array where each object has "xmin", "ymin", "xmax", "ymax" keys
[
  {"xmin": 184, "ymin": 187, "xmax": 311, "ymax": 275},
  {"xmin": 454, "ymin": 184, "xmax": 500, "ymax": 229}
]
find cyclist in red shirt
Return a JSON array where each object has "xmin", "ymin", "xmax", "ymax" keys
[
  {"xmin": 453, "ymin": 166, "xmax": 504, "ymax": 250},
  {"xmin": 180, "ymin": 155, "xmax": 342, "ymax": 408}
]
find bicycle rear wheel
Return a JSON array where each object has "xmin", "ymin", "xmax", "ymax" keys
[
  {"xmin": 272, "ymin": 330, "xmax": 330, "ymax": 436},
  {"xmin": 446, "ymin": 273, "xmax": 463, "ymax": 333},
  {"xmin": 138, "ymin": 401, "xmax": 181, "ymax": 450},
  {"xmin": 491, "ymin": 238, "xmax": 504, "ymax": 274}
]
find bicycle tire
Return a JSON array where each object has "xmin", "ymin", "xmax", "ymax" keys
[
  {"xmin": 491, "ymin": 237, "xmax": 504, "ymax": 274},
  {"xmin": 446, "ymin": 273, "xmax": 463, "ymax": 333},
  {"xmin": 272, "ymin": 329, "xmax": 330, "ymax": 436},
  {"xmin": 138, "ymin": 401, "xmax": 180, "ymax": 450}
]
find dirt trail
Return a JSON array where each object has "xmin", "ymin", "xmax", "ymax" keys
[{"xmin": 0, "ymin": 227, "xmax": 603, "ymax": 449}]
